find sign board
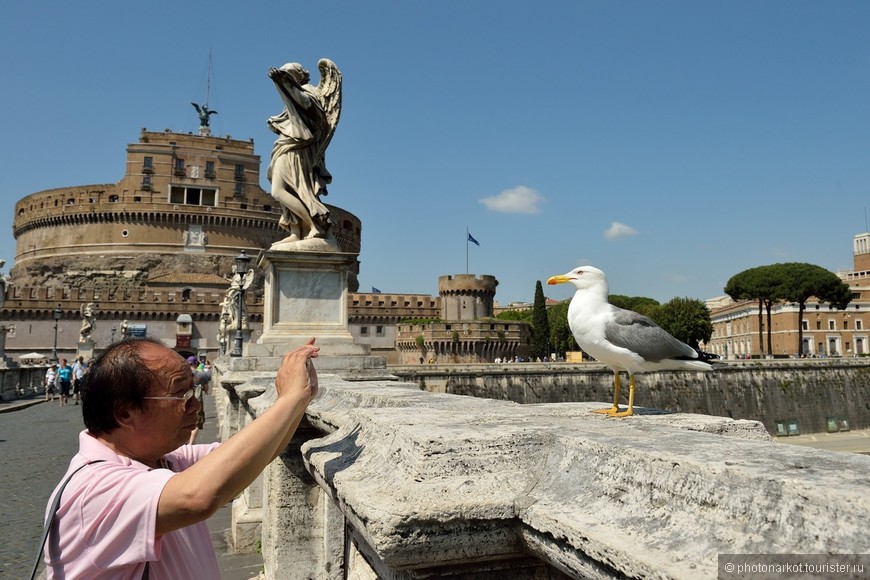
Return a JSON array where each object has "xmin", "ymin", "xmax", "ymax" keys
[{"xmin": 128, "ymin": 324, "xmax": 147, "ymax": 337}]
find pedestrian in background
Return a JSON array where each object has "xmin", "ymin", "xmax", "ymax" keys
[
  {"xmin": 186, "ymin": 355, "xmax": 212, "ymax": 445},
  {"xmin": 56, "ymin": 359, "xmax": 73, "ymax": 407},
  {"xmin": 71, "ymin": 356, "xmax": 88, "ymax": 405},
  {"xmin": 44, "ymin": 364, "xmax": 58, "ymax": 402}
]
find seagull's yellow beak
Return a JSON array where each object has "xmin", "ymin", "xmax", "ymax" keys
[{"xmin": 547, "ymin": 275, "xmax": 570, "ymax": 285}]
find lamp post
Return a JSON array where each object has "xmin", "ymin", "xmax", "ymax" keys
[
  {"xmin": 52, "ymin": 306, "xmax": 62, "ymax": 363},
  {"xmin": 231, "ymin": 250, "xmax": 251, "ymax": 357}
]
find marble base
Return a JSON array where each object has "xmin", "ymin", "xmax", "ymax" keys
[
  {"xmin": 77, "ymin": 339, "xmax": 95, "ymax": 361},
  {"xmin": 256, "ymin": 248, "xmax": 370, "ymax": 358}
]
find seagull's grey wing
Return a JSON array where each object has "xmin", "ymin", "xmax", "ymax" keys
[{"xmin": 604, "ymin": 309, "xmax": 697, "ymax": 362}]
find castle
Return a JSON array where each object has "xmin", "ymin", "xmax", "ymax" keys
[{"xmin": 2, "ymin": 128, "xmax": 360, "ymax": 362}]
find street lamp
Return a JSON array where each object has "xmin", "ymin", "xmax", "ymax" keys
[
  {"xmin": 52, "ymin": 306, "xmax": 62, "ymax": 363},
  {"xmin": 231, "ymin": 250, "xmax": 251, "ymax": 357}
]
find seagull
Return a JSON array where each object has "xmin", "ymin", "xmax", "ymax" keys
[{"xmin": 547, "ymin": 266, "xmax": 716, "ymax": 417}]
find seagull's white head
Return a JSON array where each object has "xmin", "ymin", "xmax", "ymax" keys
[{"xmin": 547, "ymin": 266, "xmax": 609, "ymax": 293}]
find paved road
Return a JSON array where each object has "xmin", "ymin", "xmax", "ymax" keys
[
  {"xmin": 776, "ymin": 428, "xmax": 870, "ymax": 455},
  {"xmin": 0, "ymin": 396, "xmax": 263, "ymax": 579},
  {"xmin": 0, "ymin": 398, "xmax": 82, "ymax": 578}
]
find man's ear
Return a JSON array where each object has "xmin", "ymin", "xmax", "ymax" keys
[{"xmin": 113, "ymin": 400, "xmax": 140, "ymax": 430}]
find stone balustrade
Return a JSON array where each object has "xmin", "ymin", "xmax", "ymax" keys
[{"xmin": 213, "ymin": 360, "xmax": 870, "ymax": 579}]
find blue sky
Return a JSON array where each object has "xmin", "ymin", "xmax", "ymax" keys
[{"xmin": 2, "ymin": 1, "xmax": 869, "ymax": 306}]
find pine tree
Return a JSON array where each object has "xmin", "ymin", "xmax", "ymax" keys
[{"xmin": 530, "ymin": 280, "xmax": 551, "ymax": 360}]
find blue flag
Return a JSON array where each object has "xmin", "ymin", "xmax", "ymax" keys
[
  {"xmin": 372, "ymin": 287, "xmax": 382, "ymax": 293},
  {"xmin": 467, "ymin": 232, "xmax": 480, "ymax": 246}
]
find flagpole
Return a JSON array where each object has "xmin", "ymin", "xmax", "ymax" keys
[{"xmin": 466, "ymin": 227, "xmax": 469, "ymax": 274}]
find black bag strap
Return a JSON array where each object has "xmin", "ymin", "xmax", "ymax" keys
[{"xmin": 31, "ymin": 459, "xmax": 151, "ymax": 580}]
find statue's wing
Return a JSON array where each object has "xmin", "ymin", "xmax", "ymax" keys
[
  {"xmin": 241, "ymin": 270, "xmax": 255, "ymax": 290},
  {"xmin": 191, "ymin": 102, "xmax": 202, "ymax": 113},
  {"xmin": 315, "ymin": 58, "xmax": 342, "ymax": 158}
]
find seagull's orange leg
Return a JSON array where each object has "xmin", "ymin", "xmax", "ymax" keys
[
  {"xmin": 610, "ymin": 374, "xmax": 635, "ymax": 417},
  {"xmin": 592, "ymin": 371, "xmax": 621, "ymax": 415}
]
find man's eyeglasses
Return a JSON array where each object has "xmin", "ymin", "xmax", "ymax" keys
[{"xmin": 143, "ymin": 385, "xmax": 202, "ymax": 413}]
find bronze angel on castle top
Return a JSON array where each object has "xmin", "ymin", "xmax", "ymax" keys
[{"xmin": 266, "ymin": 58, "xmax": 342, "ymax": 244}]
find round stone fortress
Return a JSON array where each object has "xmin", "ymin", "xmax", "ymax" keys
[
  {"xmin": 3, "ymin": 129, "xmax": 360, "ymax": 361},
  {"xmin": 396, "ymin": 274, "xmax": 529, "ymax": 364}
]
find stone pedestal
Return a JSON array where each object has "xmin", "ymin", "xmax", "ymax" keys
[
  {"xmin": 250, "ymin": 248, "xmax": 371, "ymax": 359},
  {"xmin": 77, "ymin": 339, "xmax": 95, "ymax": 361}
]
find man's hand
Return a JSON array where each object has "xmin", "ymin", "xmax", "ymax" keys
[{"xmin": 275, "ymin": 338, "xmax": 319, "ymax": 402}]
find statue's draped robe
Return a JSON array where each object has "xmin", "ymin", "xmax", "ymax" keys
[{"xmin": 267, "ymin": 83, "xmax": 332, "ymax": 230}]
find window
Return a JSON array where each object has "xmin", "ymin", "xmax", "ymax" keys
[
  {"xmin": 205, "ymin": 161, "xmax": 215, "ymax": 177},
  {"xmin": 857, "ymin": 320, "xmax": 864, "ymax": 330},
  {"xmin": 234, "ymin": 164, "xmax": 245, "ymax": 181},
  {"xmin": 234, "ymin": 182, "xmax": 244, "ymax": 196},
  {"xmin": 844, "ymin": 320, "xmax": 849, "ymax": 330},
  {"xmin": 142, "ymin": 175, "xmax": 152, "ymax": 190},
  {"xmin": 169, "ymin": 186, "xmax": 217, "ymax": 207},
  {"xmin": 143, "ymin": 157, "xmax": 153, "ymax": 172},
  {"xmin": 360, "ymin": 326, "xmax": 369, "ymax": 336},
  {"xmin": 108, "ymin": 195, "xmax": 119, "ymax": 202},
  {"xmin": 816, "ymin": 321, "xmax": 822, "ymax": 330},
  {"xmin": 174, "ymin": 158, "xmax": 185, "ymax": 175},
  {"xmin": 829, "ymin": 320, "xmax": 836, "ymax": 331},
  {"xmin": 376, "ymin": 325, "xmax": 384, "ymax": 336},
  {"xmin": 801, "ymin": 320, "xmax": 809, "ymax": 331}
]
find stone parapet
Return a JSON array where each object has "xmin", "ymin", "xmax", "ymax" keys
[
  {"xmin": 215, "ymin": 364, "xmax": 869, "ymax": 579},
  {"xmin": 389, "ymin": 359, "xmax": 870, "ymax": 435}
]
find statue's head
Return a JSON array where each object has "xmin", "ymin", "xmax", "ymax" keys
[{"xmin": 280, "ymin": 63, "xmax": 310, "ymax": 85}]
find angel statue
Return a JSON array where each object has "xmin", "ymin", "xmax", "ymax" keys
[
  {"xmin": 79, "ymin": 302, "xmax": 96, "ymax": 342},
  {"xmin": 266, "ymin": 58, "xmax": 342, "ymax": 243},
  {"xmin": 191, "ymin": 102, "xmax": 218, "ymax": 128},
  {"xmin": 223, "ymin": 265, "xmax": 255, "ymax": 331}
]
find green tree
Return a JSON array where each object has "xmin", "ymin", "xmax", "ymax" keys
[
  {"xmin": 725, "ymin": 263, "xmax": 852, "ymax": 357},
  {"xmin": 609, "ymin": 295, "xmax": 660, "ymax": 319},
  {"xmin": 778, "ymin": 263, "xmax": 852, "ymax": 356},
  {"xmin": 529, "ymin": 280, "xmax": 551, "ymax": 360},
  {"xmin": 650, "ymin": 297, "xmax": 713, "ymax": 349},
  {"xmin": 547, "ymin": 300, "xmax": 577, "ymax": 356},
  {"xmin": 724, "ymin": 265, "xmax": 784, "ymax": 356},
  {"xmin": 495, "ymin": 309, "xmax": 532, "ymax": 321}
]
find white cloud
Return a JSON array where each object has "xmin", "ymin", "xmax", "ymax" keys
[
  {"xmin": 479, "ymin": 186, "xmax": 544, "ymax": 214},
  {"xmin": 604, "ymin": 221, "xmax": 638, "ymax": 240}
]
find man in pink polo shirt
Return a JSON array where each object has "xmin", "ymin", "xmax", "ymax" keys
[{"xmin": 43, "ymin": 336, "xmax": 319, "ymax": 578}]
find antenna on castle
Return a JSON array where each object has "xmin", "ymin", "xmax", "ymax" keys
[
  {"xmin": 192, "ymin": 49, "xmax": 218, "ymax": 136},
  {"xmin": 205, "ymin": 48, "xmax": 213, "ymax": 108}
]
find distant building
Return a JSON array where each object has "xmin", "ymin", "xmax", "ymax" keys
[{"xmin": 706, "ymin": 232, "xmax": 870, "ymax": 359}]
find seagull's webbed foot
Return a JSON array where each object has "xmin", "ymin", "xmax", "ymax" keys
[
  {"xmin": 607, "ymin": 375, "xmax": 636, "ymax": 418},
  {"xmin": 591, "ymin": 372, "xmax": 622, "ymax": 416}
]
